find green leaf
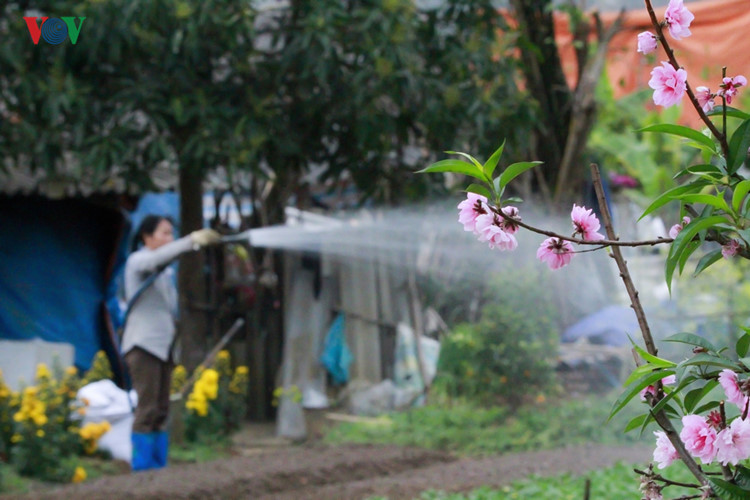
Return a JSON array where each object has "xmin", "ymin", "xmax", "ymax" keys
[
  {"xmin": 709, "ymin": 105, "xmax": 750, "ymax": 120},
  {"xmin": 609, "ymin": 369, "xmax": 675, "ymax": 421},
  {"xmin": 651, "ymin": 381, "xmax": 690, "ymax": 415},
  {"xmin": 684, "ymin": 140, "xmax": 721, "ymax": 155},
  {"xmin": 709, "ymin": 478, "xmax": 750, "ymax": 500},
  {"xmin": 624, "ymin": 363, "xmax": 662, "ymax": 387},
  {"xmin": 736, "ymin": 466, "xmax": 750, "ymax": 490},
  {"xmin": 493, "ymin": 176, "xmax": 505, "ymax": 200},
  {"xmin": 674, "ymin": 193, "xmax": 730, "ymax": 213},
  {"xmin": 498, "ymin": 161, "xmax": 543, "ymax": 189},
  {"xmin": 632, "ymin": 344, "xmax": 676, "ymax": 368},
  {"xmin": 733, "ymin": 180, "xmax": 750, "ymax": 212},
  {"xmin": 673, "ymin": 163, "xmax": 726, "ymax": 179},
  {"xmin": 640, "ymin": 123, "xmax": 717, "ymax": 152},
  {"xmin": 664, "ymin": 332, "xmax": 719, "ymax": 353},
  {"xmin": 684, "ymin": 380, "xmax": 718, "ymax": 413},
  {"xmin": 639, "ymin": 180, "xmax": 709, "ymax": 220},
  {"xmin": 417, "ymin": 159, "xmax": 486, "ymax": 181},
  {"xmin": 694, "ymin": 400, "xmax": 720, "ymax": 414},
  {"xmin": 728, "ymin": 119, "xmax": 750, "ymax": 174},
  {"xmin": 504, "ymin": 196, "xmax": 523, "ymax": 204},
  {"xmin": 693, "ymin": 248, "xmax": 723, "ymax": 277},
  {"xmin": 666, "ymin": 215, "xmax": 728, "ymax": 288},
  {"xmin": 738, "ymin": 334, "xmax": 750, "ymax": 358},
  {"xmin": 445, "ymin": 151, "xmax": 484, "ymax": 170},
  {"xmin": 678, "ymin": 240, "xmax": 700, "ymax": 275},
  {"xmin": 678, "ymin": 353, "xmax": 740, "ymax": 371},
  {"xmin": 483, "ymin": 140, "xmax": 505, "ymax": 180},
  {"xmin": 465, "ymin": 183, "xmax": 492, "ymax": 199},
  {"xmin": 623, "ymin": 413, "xmax": 649, "ymax": 433}
]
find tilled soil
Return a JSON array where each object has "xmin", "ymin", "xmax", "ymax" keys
[{"xmin": 2, "ymin": 443, "xmax": 653, "ymax": 500}]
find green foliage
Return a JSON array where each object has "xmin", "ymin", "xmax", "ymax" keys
[
  {"xmin": 80, "ymin": 351, "xmax": 112, "ymax": 386},
  {"xmin": 182, "ymin": 351, "xmax": 249, "ymax": 444},
  {"xmin": 325, "ymin": 394, "xmax": 648, "ymax": 456},
  {"xmin": 588, "ymin": 83, "xmax": 695, "ymax": 208},
  {"xmin": 2, "ymin": 364, "xmax": 94, "ymax": 484},
  {"xmin": 432, "ymin": 267, "xmax": 560, "ymax": 404},
  {"xmin": 1, "ymin": 0, "xmax": 531, "ymax": 206},
  {"xmin": 0, "ymin": 461, "xmax": 29, "ymax": 495}
]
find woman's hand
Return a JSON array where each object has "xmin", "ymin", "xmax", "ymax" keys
[{"xmin": 190, "ymin": 229, "xmax": 222, "ymax": 247}]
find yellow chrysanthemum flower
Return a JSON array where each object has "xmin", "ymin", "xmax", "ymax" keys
[
  {"xmin": 215, "ymin": 350, "xmax": 232, "ymax": 378},
  {"xmin": 171, "ymin": 365, "xmax": 187, "ymax": 394},
  {"xmin": 197, "ymin": 369, "xmax": 219, "ymax": 400},
  {"xmin": 71, "ymin": 466, "xmax": 87, "ymax": 483},
  {"xmin": 36, "ymin": 363, "xmax": 51, "ymax": 380}
]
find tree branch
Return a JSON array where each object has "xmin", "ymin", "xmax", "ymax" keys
[
  {"xmin": 590, "ymin": 162, "xmax": 708, "ymax": 487},
  {"xmin": 554, "ymin": 9, "xmax": 624, "ymax": 203},
  {"xmin": 492, "ymin": 204, "xmax": 673, "ymax": 248},
  {"xmin": 643, "ymin": 0, "xmax": 729, "ymax": 159},
  {"xmin": 633, "ymin": 468, "xmax": 701, "ymax": 489}
]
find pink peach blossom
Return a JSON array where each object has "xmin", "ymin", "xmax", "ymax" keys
[
  {"xmin": 722, "ymin": 239, "xmax": 741, "ymax": 259},
  {"xmin": 719, "ymin": 75, "xmax": 748, "ymax": 105},
  {"xmin": 475, "ymin": 214, "xmax": 518, "ymax": 251},
  {"xmin": 719, "ymin": 369, "xmax": 748, "ymax": 410},
  {"xmin": 640, "ymin": 375, "xmax": 677, "ymax": 401},
  {"xmin": 649, "ymin": 62, "xmax": 687, "ymax": 108},
  {"xmin": 653, "ymin": 431, "xmax": 679, "ymax": 469},
  {"xmin": 498, "ymin": 206, "xmax": 521, "ymax": 234},
  {"xmin": 680, "ymin": 414, "xmax": 717, "ymax": 464},
  {"xmin": 695, "ymin": 86, "xmax": 715, "ymax": 112},
  {"xmin": 715, "ymin": 417, "xmax": 750, "ymax": 466},
  {"xmin": 536, "ymin": 237, "xmax": 574, "ymax": 270},
  {"xmin": 668, "ymin": 216, "xmax": 691, "ymax": 239},
  {"xmin": 637, "ymin": 31, "xmax": 658, "ymax": 54},
  {"xmin": 664, "ymin": 0, "xmax": 694, "ymax": 40},
  {"xmin": 571, "ymin": 204, "xmax": 604, "ymax": 241},
  {"xmin": 457, "ymin": 192, "xmax": 489, "ymax": 232}
]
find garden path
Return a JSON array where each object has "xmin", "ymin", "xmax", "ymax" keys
[{"xmin": 2, "ymin": 442, "xmax": 652, "ymax": 499}]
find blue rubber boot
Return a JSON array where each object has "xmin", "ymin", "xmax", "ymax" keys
[
  {"xmin": 131, "ymin": 432, "xmax": 155, "ymax": 471},
  {"xmin": 152, "ymin": 431, "xmax": 169, "ymax": 469}
]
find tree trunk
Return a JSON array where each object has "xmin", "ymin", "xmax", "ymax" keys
[
  {"xmin": 178, "ymin": 165, "xmax": 210, "ymax": 371},
  {"xmin": 510, "ymin": 0, "xmax": 572, "ymax": 197}
]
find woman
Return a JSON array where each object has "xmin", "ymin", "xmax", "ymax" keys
[{"xmin": 122, "ymin": 215, "xmax": 220, "ymax": 471}]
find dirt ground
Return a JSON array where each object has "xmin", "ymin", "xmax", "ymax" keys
[{"xmin": 2, "ymin": 439, "xmax": 653, "ymax": 500}]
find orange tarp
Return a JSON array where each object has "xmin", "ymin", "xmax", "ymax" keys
[{"xmin": 554, "ymin": 0, "xmax": 750, "ymax": 125}]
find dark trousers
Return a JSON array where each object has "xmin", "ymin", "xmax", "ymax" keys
[{"xmin": 124, "ymin": 347, "xmax": 173, "ymax": 433}]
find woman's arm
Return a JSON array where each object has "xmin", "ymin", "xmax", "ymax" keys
[{"xmin": 127, "ymin": 236, "xmax": 194, "ymax": 273}]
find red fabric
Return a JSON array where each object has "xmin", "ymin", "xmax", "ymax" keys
[{"xmin": 554, "ymin": 0, "xmax": 750, "ymax": 125}]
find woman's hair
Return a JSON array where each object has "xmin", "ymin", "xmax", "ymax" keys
[{"xmin": 131, "ymin": 215, "xmax": 173, "ymax": 252}]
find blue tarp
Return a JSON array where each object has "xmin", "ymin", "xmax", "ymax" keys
[
  {"xmin": 561, "ymin": 305, "xmax": 640, "ymax": 347},
  {"xmin": 0, "ymin": 196, "xmax": 126, "ymax": 372},
  {"xmin": 320, "ymin": 314, "xmax": 353, "ymax": 385}
]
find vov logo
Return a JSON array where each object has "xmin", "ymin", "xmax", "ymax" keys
[{"xmin": 24, "ymin": 17, "xmax": 85, "ymax": 45}]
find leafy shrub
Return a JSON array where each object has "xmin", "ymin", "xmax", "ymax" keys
[
  {"xmin": 182, "ymin": 350, "xmax": 249, "ymax": 443},
  {"xmin": 0, "ymin": 361, "xmax": 108, "ymax": 484},
  {"xmin": 433, "ymin": 266, "xmax": 561, "ymax": 405}
]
